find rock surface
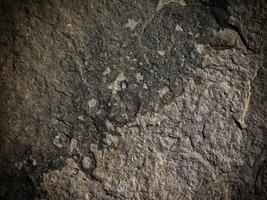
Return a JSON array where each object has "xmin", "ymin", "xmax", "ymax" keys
[{"xmin": 0, "ymin": 0, "xmax": 266, "ymax": 199}]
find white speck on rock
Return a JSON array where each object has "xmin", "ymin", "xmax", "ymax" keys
[
  {"xmin": 78, "ymin": 115, "xmax": 84, "ymax": 121},
  {"xmin": 103, "ymin": 67, "xmax": 111, "ymax": 75},
  {"xmin": 158, "ymin": 50, "xmax": 166, "ymax": 56},
  {"xmin": 88, "ymin": 99, "xmax": 97, "ymax": 108},
  {"xmin": 125, "ymin": 19, "xmax": 139, "ymax": 31},
  {"xmin": 175, "ymin": 24, "xmax": 183, "ymax": 32},
  {"xmin": 195, "ymin": 44, "xmax": 206, "ymax": 54},
  {"xmin": 135, "ymin": 72, "xmax": 143, "ymax": 82},
  {"xmin": 53, "ymin": 135, "xmax": 64, "ymax": 148},
  {"xmin": 32, "ymin": 159, "xmax": 37, "ymax": 166},
  {"xmin": 143, "ymin": 83, "xmax": 148, "ymax": 89},
  {"xmin": 108, "ymin": 72, "xmax": 126, "ymax": 95},
  {"xmin": 122, "ymin": 82, "xmax": 127, "ymax": 90},
  {"xmin": 158, "ymin": 87, "xmax": 170, "ymax": 98},
  {"xmin": 157, "ymin": 0, "xmax": 187, "ymax": 10},
  {"xmin": 82, "ymin": 156, "xmax": 92, "ymax": 169},
  {"xmin": 177, "ymin": 0, "xmax": 187, "ymax": 6}
]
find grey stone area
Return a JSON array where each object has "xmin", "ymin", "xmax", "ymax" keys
[{"xmin": 0, "ymin": 0, "xmax": 266, "ymax": 199}]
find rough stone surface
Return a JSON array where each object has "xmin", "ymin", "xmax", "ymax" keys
[{"xmin": 0, "ymin": 0, "xmax": 266, "ymax": 199}]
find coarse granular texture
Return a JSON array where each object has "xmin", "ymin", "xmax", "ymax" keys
[{"xmin": 0, "ymin": 0, "xmax": 266, "ymax": 199}]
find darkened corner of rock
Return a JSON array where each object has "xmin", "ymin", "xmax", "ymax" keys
[{"xmin": 0, "ymin": 0, "xmax": 266, "ymax": 199}]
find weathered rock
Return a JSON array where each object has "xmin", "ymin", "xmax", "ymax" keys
[{"xmin": 0, "ymin": 0, "xmax": 266, "ymax": 199}]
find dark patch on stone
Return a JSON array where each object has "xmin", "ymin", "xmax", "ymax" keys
[
  {"xmin": 0, "ymin": 164, "xmax": 39, "ymax": 200},
  {"xmin": 207, "ymin": 0, "xmax": 230, "ymax": 27},
  {"xmin": 0, "ymin": 145, "xmax": 40, "ymax": 200}
]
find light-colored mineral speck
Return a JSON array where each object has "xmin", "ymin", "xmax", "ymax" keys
[
  {"xmin": 143, "ymin": 83, "xmax": 148, "ymax": 89},
  {"xmin": 135, "ymin": 72, "xmax": 143, "ymax": 82},
  {"xmin": 32, "ymin": 159, "xmax": 37, "ymax": 166},
  {"xmin": 78, "ymin": 115, "xmax": 84, "ymax": 121},
  {"xmin": 175, "ymin": 24, "xmax": 183, "ymax": 32},
  {"xmin": 195, "ymin": 44, "xmax": 206, "ymax": 54},
  {"xmin": 88, "ymin": 99, "xmax": 97, "ymax": 108},
  {"xmin": 122, "ymin": 82, "xmax": 127, "ymax": 90},
  {"xmin": 158, "ymin": 87, "xmax": 170, "ymax": 98},
  {"xmin": 82, "ymin": 156, "xmax": 92, "ymax": 169},
  {"xmin": 157, "ymin": 0, "xmax": 187, "ymax": 10},
  {"xmin": 103, "ymin": 67, "xmax": 111, "ymax": 75},
  {"xmin": 125, "ymin": 19, "xmax": 139, "ymax": 31},
  {"xmin": 53, "ymin": 135, "xmax": 64, "ymax": 148},
  {"xmin": 178, "ymin": 0, "xmax": 187, "ymax": 6},
  {"xmin": 108, "ymin": 72, "xmax": 126, "ymax": 95},
  {"xmin": 158, "ymin": 50, "xmax": 166, "ymax": 56}
]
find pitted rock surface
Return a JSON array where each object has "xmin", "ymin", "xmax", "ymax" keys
[{"xmin": 0, "ymin": 0, "xmax": 266, "ymax": 199}]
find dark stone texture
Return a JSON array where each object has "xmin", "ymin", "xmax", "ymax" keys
[{"xmin": 0, "ymin": 0, "xmax": 266, "ymax": 199}]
